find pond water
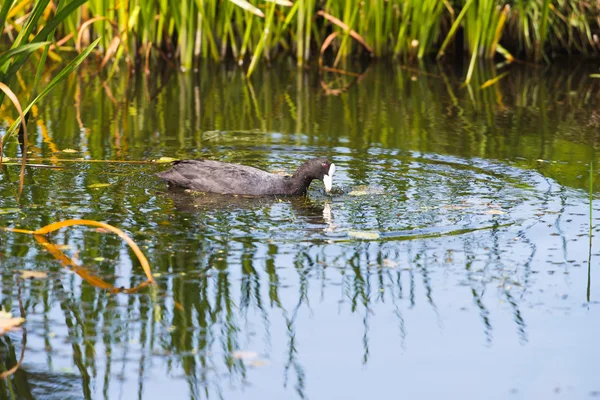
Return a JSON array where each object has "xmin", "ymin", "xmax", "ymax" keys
[{"xmin": 1, "ymin": 60, "xmax": 599, "ymax": 399}]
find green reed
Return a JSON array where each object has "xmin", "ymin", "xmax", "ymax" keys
[
  {"xmin": 0, "ymin": 0, "xmax": 96, "ymax": 161},
  {"xmin": 1, "ymin": 0, "xmax": 599, "ymax": 78}
]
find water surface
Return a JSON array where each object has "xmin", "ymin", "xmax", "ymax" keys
[{"xmin": 0, "ymin": 61, "xmax": 599, "ymax": 399}]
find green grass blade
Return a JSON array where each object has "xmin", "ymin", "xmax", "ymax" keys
[
  {"xmin": 10, "ymin": 0, "xmax": 51, "ymax": 50},
  {"xmin": 538, "ymin": 0, "xmax": 551, "ymax": 61},
  {"xmin": 246, "ymin": 2, "xmax": 276, "ymax": 78},
  {"xmin": 3, "ymin": 0, "xmax": 89, "ymax": 81},
  {"xmin": 5, "ymin": 38, "xmax": 101, "ymax": 138},
  {"xmin": 0, "ymin": 42, "xmax": 50, "ymax": 68},
  {"xmin": 0, "ymin": 0, "xmax": 15, "ymax": 37},
  {"xmin": 436, "ymin": 0, "xmax": 474, "ymax": 59},
  {"xmin": 33, "ymin": 0, "xmax": 90, "ymax": 44}
]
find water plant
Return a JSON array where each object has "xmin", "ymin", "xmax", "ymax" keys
[
  {"xmin": 1, "ymin": 1, "xmax": 599, "ymax": 78},
  {"xmin": 0, "ymin": 0, "xmax": 98, "ymax": 173}
]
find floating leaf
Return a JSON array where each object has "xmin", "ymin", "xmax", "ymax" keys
[
  {"xmin": 155, "ymin": 157, "xmax": 179, "ymax": 164},
  {"xmin": 20, "ymin": 270, "xmax": 48, "ymax": 279},
  {"xmin": 484, "ymin": 209, "xmax": 507, "ymax": 215},
  {"xmin": 348, "ymin": 231, "xmax": 380, "ymax": 240},
  {"xmin": 88, "ymin": 183, "xmax": 111, "ymax": 189}
]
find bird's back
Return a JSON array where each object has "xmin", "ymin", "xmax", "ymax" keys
[{"xmin": 157, "ymin": 159, "xmax": 287, "ymax": 195}]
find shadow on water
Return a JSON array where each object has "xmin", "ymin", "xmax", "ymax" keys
[{"xmin": 0, "ymin": 60, "xmax": 599, "ymax": 399}]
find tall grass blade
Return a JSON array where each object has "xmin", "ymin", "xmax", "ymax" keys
[
  {"xmin": 1, "ymin": 0, "xmax": 89, "ymax": 105},
  {"xmin": 9, "ymin": 0, "xmax": 51, "ymax": 51},
  {"xmin": 246, "ymin": 2, "xmax": 276, "ymax": 78},
  {"xmin": 0, "ymin": 42, "xmax": 50, "ymax": 68},
  {"xmin": 0, "ymin": 82, "xmax": 26, "ymax": 163},
  {"xmin": 437, "ymin": 0, "xmax": 474, "ymax": 59},
  {"xmin": 5, "ymin": 38, "xmax": 101, "ymax": 138},
  {"xmin": 0, "ymin": 81, "xmax": 28, "ymax": 193},
  {"xmin": 538, "ymin": 0, "xmax": 552, "ymax": 61},
  {"xmin": 0, "ymin": 0, "xmax": 15, "ymax": 37}
]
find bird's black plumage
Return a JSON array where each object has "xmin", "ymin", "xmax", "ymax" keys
[{"xmin": 157, "ymin": 158, "xmax": 335, "ymax": 196}]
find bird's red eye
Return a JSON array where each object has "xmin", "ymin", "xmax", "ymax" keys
[{"xmin": 322, "ymin": 163, "xmax": 328, "ymax": 168}]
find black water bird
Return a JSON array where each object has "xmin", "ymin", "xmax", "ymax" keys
[{"xmin": 157, "ymin": 158, "xmax": 336, "ymax": 196}]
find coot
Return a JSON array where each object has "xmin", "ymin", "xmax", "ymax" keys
[{"xmin": 157, "ymin": 158, "xmax": 336, "ymax": 196}]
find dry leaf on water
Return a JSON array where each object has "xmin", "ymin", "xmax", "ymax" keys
[
  {"xmin": 20, "ymin": 270, "xmax": 48, "ymax": 279},
  {"xmin": 88, "ymin": 183, "xmax": 112, "ymax": 189},
  {"xmin": 484, "ymin": 209, "xmax": 507, "ymax": 215},
  {"xmin": 348, "ymin": 231, "xmax": 380, "ymax": 240},
  {"xmin": 155, "ymin": 157, "xmax": 179, "ymax": 164}
]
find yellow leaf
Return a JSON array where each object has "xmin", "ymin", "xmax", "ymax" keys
[
  {"xmin": 382, "ymin": 259, "xmax": 398, "ymax": 268},
  {"xmin": 484, "ymin": 209, "xmax": 506, "ymax": 215},
  {"xmin": 155, "ymin": 157, "xmax": 179, "ymax": 164},
  {"xmin": 20, "ymin": 270, "xmax": 48, "ymax": 279},
  {"xmin": 88, "ymin": 183, "xmax": 111, "ymax": 189},
  {"xmin": 62, "ymin": 148, "xmax": 79, "ymax": 153},
  {"xmin": 0, "ymin": 311, "xmax": 25, "ymax": 334}
]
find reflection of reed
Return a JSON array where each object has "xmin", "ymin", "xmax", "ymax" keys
[
  {"xmin": 3, "ymin": 62, "xmax": 598, "ymax": 193},
  {"xmin": 0, "ymin": 189, "xmax": 583, "ymax": 398},
  {"xmin": 1, "ymin": 61, "xmax": 599, "ymax": 398}
]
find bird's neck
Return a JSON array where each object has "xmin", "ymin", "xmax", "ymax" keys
[{"xmin": 287, "ymin": 171, "xmax": 314, "ymax": 195}]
